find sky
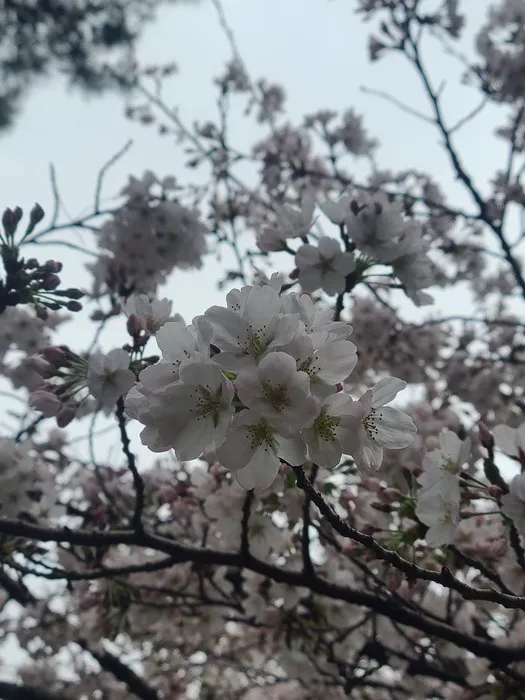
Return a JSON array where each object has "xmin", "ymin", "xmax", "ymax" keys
[{"xmin": 1, "ymin": 0, "xmax": 499, "ymax": 333}]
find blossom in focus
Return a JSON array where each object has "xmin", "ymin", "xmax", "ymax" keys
[
  {"xmin": 87, "ymin": 348, "xmax": 135, "ymax": 415},
  {"xmin": 205, "ymin": 284, "xmax": 300, "ymax": 370},
  {"xmin": 295, "ymin": 236, "xmax": 355, "ymax": 296},
  {"xmin": 302, "ymin": 392, "xmax": 362, "ymax": 468},
  {"xmin": 342, "ymin": 377, "xmax": 417, "ymax": 471},
  {"xmin": 216, "ymin": 410, "xmax": 306, "ymax": 490},
  {"xmin": 131, "ymin": 361, "xmax": 235, "ymax": 460},
  {"xmin": 235, "ymin": 351, "xmax": 319, "ymax": 434},
  {"xmin": 416, "ymin": 491, "xmax": 460, "ymax": 547}
]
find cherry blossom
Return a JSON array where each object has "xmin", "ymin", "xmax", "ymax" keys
[
  {"xmin": 295, "ymin": 236, "xmax": 355, "ymax": 296},
  {"xmin": 87, "ymin": 348, "xmax": 135, "ymax": 414},
  {"xmin": 216, "ymin": 410, "xmax": 306, "ymax": 489},
  {"xmin": 131, "ymin": 361, "xmax": 235, "ymax": 459},
  {"xmin": 342, "ymin": 377, "xmax": 417, "ymax": 471}
]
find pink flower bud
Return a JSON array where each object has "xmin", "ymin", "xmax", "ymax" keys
[
  {"xmin": 361, "ymin": 476, "xmax": 381, "ymax": 492},
  {"xmin": 379, "ymin": 487, "xmax": 400, "ymax": 504},
  {"xmin": 44, "ymin": 260, "xmax": 62, "ymax": 273},
  {"xmin": 41, "ymin": 346, "xmax": 68, "ymax": 367},
  {"xmin": 56, "ymin": 404, "xmax": 76, "ymax": 428},
  {"xmin": 127, "ymin": 313, "xmax": 144, "ymax": 337},
  {"xmin": 30, "ymin": 389, "xmax": 61, "ymax": 416},
  {"xmin": 339, "ymin": 488, "xmax": 354, "ymax": 507},
  {"xmin": 29, "ymin": 203, "xmax": 45, "ymax": 227},
  {"xmin": 25, "ymin": 355, "xmax": 54, "ymax": 378},
  {"xmin": 488, "ymin": 484, "xmax": 502, "ymax": 499},
  {"xmin": 41, "ymin": 273, "xmax": 61, "ymax": 291}
]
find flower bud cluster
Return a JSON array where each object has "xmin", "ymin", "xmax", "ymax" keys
[
  {"xmin": 0, "ymin": 205, "xmax": 84, "ymax": 317},
  {"xmin": 29, "ymin": 346, "xmax": 135, "ymax": 425}
]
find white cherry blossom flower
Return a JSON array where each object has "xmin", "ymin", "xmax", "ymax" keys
[
  {"xmin": 124, "ymin": 294, "xmax": 175, "ymax": 333},
  {"xmin": 343, "ymin": 377, "xmax": 417, "ymax": 471},
  {"xmin": 280, "ymin": 292, "xmax": 354, "ymax": 343},
  {"xmin": 416, "ymin": 491, "xmax": 460, "ymax": 547},
  {"xmin": 87, "ymin": 348, "xmax": 135, "ymax": 415},
  {"xmin": 418, "ymin": 428, "xmax": 471, "ymax": 498},
  {"xmin": 345, "ymin": 191, "xmax": 421, "ymax": 263},
  {"xmin": 235, "ymin": 351, "xmax": 319, "ymax": 434},
  {"xmin": 205, "ymin": 284, "xmax": 300, "ymax": 370},
  {"xmin": 318, "ymin": 193, "xmax": 354, "ymax": 225},
  {"xmin": 216, "ymin": 410, "xmax": 306, "ymax": 490},
  {"xmin": 493, "ymin": 421, "xmax": 525, "ymax": 458},
  {"xmin": 256, "ymin": 192, "xmax": 315, "ymax": 251},
  {"xmin": 501, "ymin": 473, "xmax": 525, "ymax": 536},
  {"xmin": 392, "ymin": 244, "xmax": 436, "ymax": 307},
  {"xmin": 280, "ymin": 334, "xmax": 357, "ymax": 396},
  {"xmin": 155, "ymin": 317, "xmax": 211, "ymax": 368},
  {"xmin": 135, "ymin": 361, "xmax": 235, "ymax": 459},
  {"xmin": 295, "ymin": 236, "xmax": 355, "ymax": 296},
  {"xmin": 302, "ymin": 392, "xmax": 361, "ymax": 468}
]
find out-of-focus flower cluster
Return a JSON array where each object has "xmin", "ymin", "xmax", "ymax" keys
[{"xmin": 88, "ymin": 171, "xmax": 208, "ymax": 297}]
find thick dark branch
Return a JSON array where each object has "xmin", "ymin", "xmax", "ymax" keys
[
  {"xmin": 5, "ymin": 555, "xmax": 176, "ymax": 582},
  {"xmin": 79, "ymin": 642, "xmax": 159, "ymax": 700},
  {"xmin": 240, "ymin": 490, "xmax": 253, "ymax": 557},
  {"xmin": 291, "ymin": 465, "xmax": 525, "ymax": 610},
  {"xmin": 0, "ymin": 568, "xmax": 35, "ymax": 605},
  {"xmin": 1, "ymin": 517, "xmax": 525, "ymax": 665},
  {"xmin": 0, "ymin": 681, "xmax": 70, "ymax": 700}
]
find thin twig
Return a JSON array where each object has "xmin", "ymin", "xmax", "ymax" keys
[
  {"xmin": 116, "ymin": 396, "xmax": 145, "ymax": 533},
  {"xmin": 94, "ymin": 139, "xmax": 133, "ymax": 213}
]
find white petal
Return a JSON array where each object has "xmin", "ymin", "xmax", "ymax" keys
[
  {"xmin": 295, "ymin": 244, "xmax": 320, "ymax": 268},
  {"xmin": 235, "ymin": 449, "xmax": 281, "ymax": 490},
  {"xmin": 276, "ymin": 436, "xmax": 307, "ymax": 466},
  {"xmin": 493, "ymin": 425, "xmax": 519, "ymax": 457},
  {"xmin": 105, "ymin": 348, "xmax": 129, "ymax": 372},
  {"xmin": 321, "ymin": 270, "xmax": 346, "ymax": 296},
  {"xmin": 375, "ymin": 407, "xmax": 417, "ymax": 448},
  {"xmin": 371, "ymin": 377, "xmax": 407, "ymax": 407}
]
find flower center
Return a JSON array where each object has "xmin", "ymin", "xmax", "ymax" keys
[
  {"xmin": 314, "ymin": 413, "xmax": 340, "ymax": 442},
  {"xmin": 262, "ymin": 381, "xmax": 291, "ymax": 411},
  {"xmin": 316, "ymin": 256, "xmax": 334, "ymax": 273},
  {"xmin": 363, "ymin": 408, "xmax": 379, "ymax": 440},
  {"xmin": 439, "ymin": 502, "xmax": 454, "ymax": 525},
  {"xmin": 441, "ymin": 456, "xmax": 459, "ymax": 475},
  {"xmin": 247, "ymin": 421, "xmax": 275, "ymax": 449},
  {"xmin": 245, "ymin": 326, "xmax": 267, "ymax": 359},
  {"xmin": 195, "ymin": 384, "xmax": 224, "ymax": 427}
]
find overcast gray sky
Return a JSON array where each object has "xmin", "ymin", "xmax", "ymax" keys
[{"xmin": 0, "ymin": 0, "xmax": 498, "ymax": 330}]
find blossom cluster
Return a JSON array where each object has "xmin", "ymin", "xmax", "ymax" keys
[
  {"xmin": 89, "ymin": 171, "xmax": 208, "ymax": 297},
  {"xmin": 258, "ymin": 190, "xmax": 436, "ymax": 306},
  {"xmin": 127, "ymin": 279, "xmax": 417, "ymax": 488},
  {"xmin": 415, "ymin": 428, "xmax": 471, "ymax": 546}
]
